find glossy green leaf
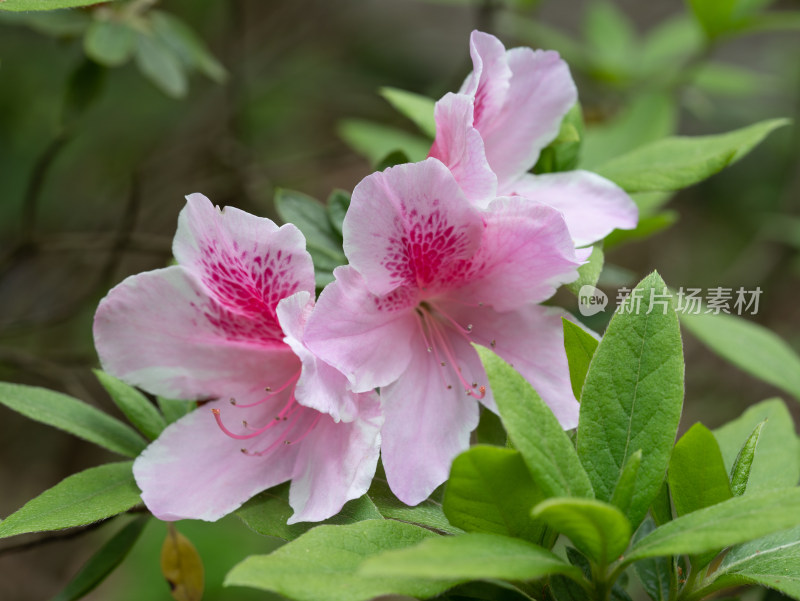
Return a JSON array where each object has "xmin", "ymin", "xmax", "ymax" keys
[
  {"xmin": 0, "ymin": 382, "xmax": 147, "ymax": 457},
  {"xmin": 562, "ymin": 318, "xmax": 599, "ymax": 401},
  {"xmin": 274, "ymin": 188, "xmax": 347, "ymax": 287},
  {"xmin": 326, "ymin": 189, "xmax": 350, "ymax": 238},
  {"xmin": 0, "ymin": 0, "xmax": 113, "ymax": 11},
  {"xmin": 650, "ymin": 481, "xmax": 672, "ymax": 526},
  {"xmin": 478, "ymin": 347, "xmax": 594, "ymax": 499},
  {"xmin": 338, "ymin": 119, "xmax": 430, "ymax": 165},
  {"xmin": 368, "ymin": 473, "xmax": 461, "ymax": 535},
  {"xmin": 533, "ymin": 498, "xmax": 631, "ymax": 566},
  {"xmin": 681, "ymin": 311, "xmax": 800, "ymax": 403},
  {"xmin": 150, "ymin": 11, "xmax": 227, "ymax": 83},
  {"xmin": 577, "ymin": 272, "xmax": 684, "ymax": 530},
  {"xmin": 156, "ymin": 397, "xmax": 194, "ymax": 424},
  {"xmin": 225, "ymin": 520, "xmax": 455, "ymax": 601},
  {"xmin": 134, "ymin": 33, "xmax": 188, "ymax": 99},
  {"xmin": 729, "ymin": 421, "xmax": 766, "ymax": 496},
  {"xmin": 0, "ymin": 462, "xmax": 140, "ymax": 538},
  {"xmin": 236, "ymin": 482, "xmax": 382, "ymax": 541},
  {"xmin": 610, "ymin": 449, "xmax": 642, "ymax": 516},
  {"xmin": 566, "ymin": 245, "xmax": 604, "ymax": 297},
  {"xmin": 632, "ymin": 518, "xmax": 670, "ymax": 601},
  {"xmin": 443, "ymin": 445, "xmax": 549, "ymax": 544},
  {"xmin": 624, "ymin": 488, "xmax": 800, "ymax": 563},
  {"xmin": 594, "ymin": 119, "xmax": 789, "ymax": 193},
  {"xmin": 84, "ymin": 19, "xmax": 135, "ymax": 67},
  {"xmin": 709, "ymin": 525, "xmax": 800, "ymax": 599},
  {"xmin": 94, "ymin": 370, "xmax": 166, "ymax": 440},
  {"xmin": 669, "ymin": 423, "xmax": 732, "ymax": 517},
  {"xmin": 380, "ymin": 87, "xmax": 436, "ymax": 138},
  {"xmin": 713, "ymin": 398, "xmax": 800, "ymax": 492},
  {"xmin": 52, "ymin": 515, "xmax": 148, "ymax": 601},
  {"xmin": 360, "ymin": 532, "xmax": 583, "ymax": 583}
]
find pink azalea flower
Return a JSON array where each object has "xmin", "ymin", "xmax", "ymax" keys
[
  {"xmin": 429, "ymin": 30, "xmax": 638, "ymax": 247},
  {"xmin": 304, "ymin": 158, "xmax": 582, "ymax": 505},
  {"xmin": 93, "ymin": 194, "xmax": 382, "ymax": 523}
]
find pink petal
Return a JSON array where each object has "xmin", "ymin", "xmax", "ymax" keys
[
  {"xmin": 303, "ymin": 266, "xmax": 419, "ymax": 393},
  {"xmin": 276, "ymin": 291, "xmax": 358, "ymax": 423},
  {"xmin": 133, "ymin": 396, "xmax": 304, "ymax": 521},
  {"xmin": 440, "ymin": 300, "xmax": 580, "ymax": 429},
  {"xmin": 450, "ymin": 196, "xmax": 579, "ymax": 312},
  {"xmin": 287, "ymin": 392, "xmax": 383, "ymax": 524},
  {"xmin": 380, "ymin": 329, "xmax": 483, "ymax": 505},
  {"xmin": 503, "ymin": 171, "xmax": 639, "ymax": 247},
  {"xmin": 478, "ymin": 46, "xmax": 576, "ymax": 185},
  {"xmin": 343, "ymin": 158, "xmax": 484, "ymax": 297},
  {"xmin": 94, "ymin": 267, "xmax": 299, "ymax": 405},
  {"xmin": 428, "ymin": 93, "xmax": 497, "ymax": 205},
  {"xmin": 460, "ymin": 31, "xmax": 512, "ymax": 126},
  {"xmin": 173, "ymin": 193, "xmax": 315, "ymax": 343}
]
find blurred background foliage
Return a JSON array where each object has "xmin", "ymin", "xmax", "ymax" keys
[{"xmin": 0, "ymin": 0, "xmax": 798, "ymax": 599}]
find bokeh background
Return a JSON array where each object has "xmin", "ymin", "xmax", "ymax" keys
[{"xmin": 0, "ymin": 0, "xmax": 798, "ymax": 598}]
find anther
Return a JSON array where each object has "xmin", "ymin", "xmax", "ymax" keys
[
  {"xmin": 467, "ymin": 324, "xmax": 473, "ymax": 332},
  {"xmin": 441, "ymin": 361, "xmax": 446, "ymax": 366},
  {"xmin": 240, "ymin": 448, "xmax": 247, "ymax": 454},
  {"xmin": 490, "ymin": 339, "xmax": 496, "ymax": 348},
  {"xmin": 265, "ymin": 386, "xmax": 272, "ymax": 392},
  {"xmin": 447, "ymin": 385, "xmax": 453, "ymax": 389},
  {"xmin": 229, "ymin": 398, "xmax": 236, "ymax": 405},
  {"xmin": 242, "ymin": 420, "xmax": 248, "ymax": 427}
]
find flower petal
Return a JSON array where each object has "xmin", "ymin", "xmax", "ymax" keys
[
  {"xmin": 173, "ymin": 193, "xmax": 315, "ymax": 343},
  {"xmin": 343, "ymin": 158, "xmax": 484, "ymax": 297},
  {"xmin": 440, "ymin": 301, "xmax": 580, "ymax": 428},
  {"xmin": 133, "ymin": 397, "xmax": 303, "ymax": 521},
  {"xmin": 479, "ymin": 46, "xmax": 576, "ymax": 185},
  {"xmin": 428, "ymin": 93, "xmax": 497, "ymax": 205},
  {"xmin": 460, "ymin": 30, "xmax": 512, "ymax": 126},
  {"xmin": 450, "ymin": 196, "xmax": 579, "ymax": 311},
  {"xmin": 277, "ymin": 291, "xmax": 358, "ymax": 423},
  {"xmin": 380, "ymin": 329, "xmax": 482, "ymax": 505},
  {"xmin": 504, "ymin": 171, "xmax": 639, "ymax": 247},
  {"xmin": 287, "ymin": 392, "xmax": 383, "ymax": 524},
  {"xmin": 303, "ymin": 266, "xmax": 419, "ymax": 392},
  {"xmin": 94, "ymin": 266, "xmax": 299, "ymax": 405}
]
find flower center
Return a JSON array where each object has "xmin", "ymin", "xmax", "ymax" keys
[
  {"xmin": 416, "ymin": 301, "xmax": 486, "ymax": 399},
  {"xmin": 210, "ymin": 369, "xmax": 321, "ymax": 456}
]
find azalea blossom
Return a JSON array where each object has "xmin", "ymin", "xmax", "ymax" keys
[
  {"xmin": 93, "ymin": 194, "xmax": 382, "ymax": 524},
  {"xmin": 304, "ymin": 158, "xmax": 581, "ymax": 505},
  {"xmin": 429, "ymin": 30, "xmax": 638, "ymax": 247}
]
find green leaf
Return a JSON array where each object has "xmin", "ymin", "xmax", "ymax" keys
[
  {"xmin": 326, "ymin": 189, "xmax": 350, "ymax": 238},
  {"xmin": 379, "ymin": 87, "xmax": 436, "ymax": 138},
  {"xmin": 338, "ymin": 119, "xmax": 430, "ymax": 165},
  {"xmin": 360, "ymin": 532, "xmax": 583, "ymax": 583},
  {"xmin": 532, "ymin": 498, "xmax": 631, "ymax": 566},
  {"xmin": 0, "ymin": 382, "xmax": 147, "ymax": 457},
  {"xmin": 62, "ymin": 58, "xmax": 106, "ymax": 127},
  {"xmin": 669, "ymin": 423, "xmax": 732, "ymax": 517},
  {"xmin": 161, "ymin": 523, "xmax": 204, "ymax": 601},
  {"xmin": 368, "ymin": 474, "xmax": 462, "ymax": 535},
  {"xmin": 681, "ymin": 311, "xmax": 800, "ymax": 403},
  {"xmin": 581, "ymin": 93, "xmax": 677, "ymax": 169},
  {"xmin": 375, "ymin": 149, "xmax": 411, "ymax": 171},
  {"xmin": 692, "ymin": 62, "xmax": 773, "ymax": 97},
  {"xmin": 477, "ymin": 347, "xmax": 594, "ymax": 499},
  {"xmin": 150, "ymin": 11, "xmax": 227, "ymax": 83},
  {"xmin": 274, "ymin": 188, "xmax": 347, "ymax": 287},
  {"xmin": 709, "ymin": 525, "xmax": 800, "ymax": 599},
  {"xmin": 236, "ymin": 482, "xmax": 382, "ymax": 541},
  {"xmin": 0, "ymin": 462, "xmax": 140, "ymax": 538},
  {"xmin": 583, "ymin": 1, "xmax": 638, "ymax": 82},
  {"xmin": 624, "ymin": 488, "xmax": 800, "ymax": 563},
  {"xmin": 561, "ymin": 318, "xmax": 599, "ymax": 401},
  {"xmin": 650, "ymin": 481, "xmax": 672, "ymax": 526},
  {"xmin": 686, "ymin": 0, "xmax": 740, "ymax": 38},
  {"xmin": 610, "ymin": 449, "xmax": 642, "ymax": 516},
  {"xmin": 84, "ymin": 19, "xmax": 136, "ymax": 67},
  {"xmin": 0, "ymin": 9, "xmax": 90, "ymax": 35},
  {"xmin": 604, "ymin": 211, "xmax": 678, "ymax": 249},
  {"xmin": 0, "ymin": 0, "xmax": 113, "ymax": 11},
  {"xmin": 593, "ymin": 119, "xmax": 789, "ymax": 193},
  {"xmin": 632, "ymin": 518, "xmax": 670, "ymax": 601},
  {"xmin": 52, "ymin": 515, "xmax": 148, "ymax": 601},
  {"xmin": 156, "ymin": 397, "xmax": 194, "ymax": 424},
  {"xmin": 134, "ymin": 32, "xmax": 188, "ymax": 99},
  {"xmin": 94, "ymin": 370, "xmax": 166, "ymax": 441},
  {"xmin": 729, "ymin": 421, "xmax": 766, "ymax": 496},
  {"xmin": 566, "ymin": 245, "xmax": 604, "ymax": 296},
  {"xmin": 535, "ymin": 103, "xmax": 584, "ymax": 173},
  {"xmin": 443, "ymin": 445, "xmax": 549, "ymax": 544},
  {"xmin": 577, "ymin": 272, "xmax": 684, "ymax": 530},
  {"xmin": 713, "ymin": 398, "xmax": 800, "ymax": 493},
  {"xmin": 639, "ymin": 16, "xmax": 703, "ymax": 74},
  {"xmin": 225, "ymin": 520, "xmax": 456, "ymax": 601}
]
